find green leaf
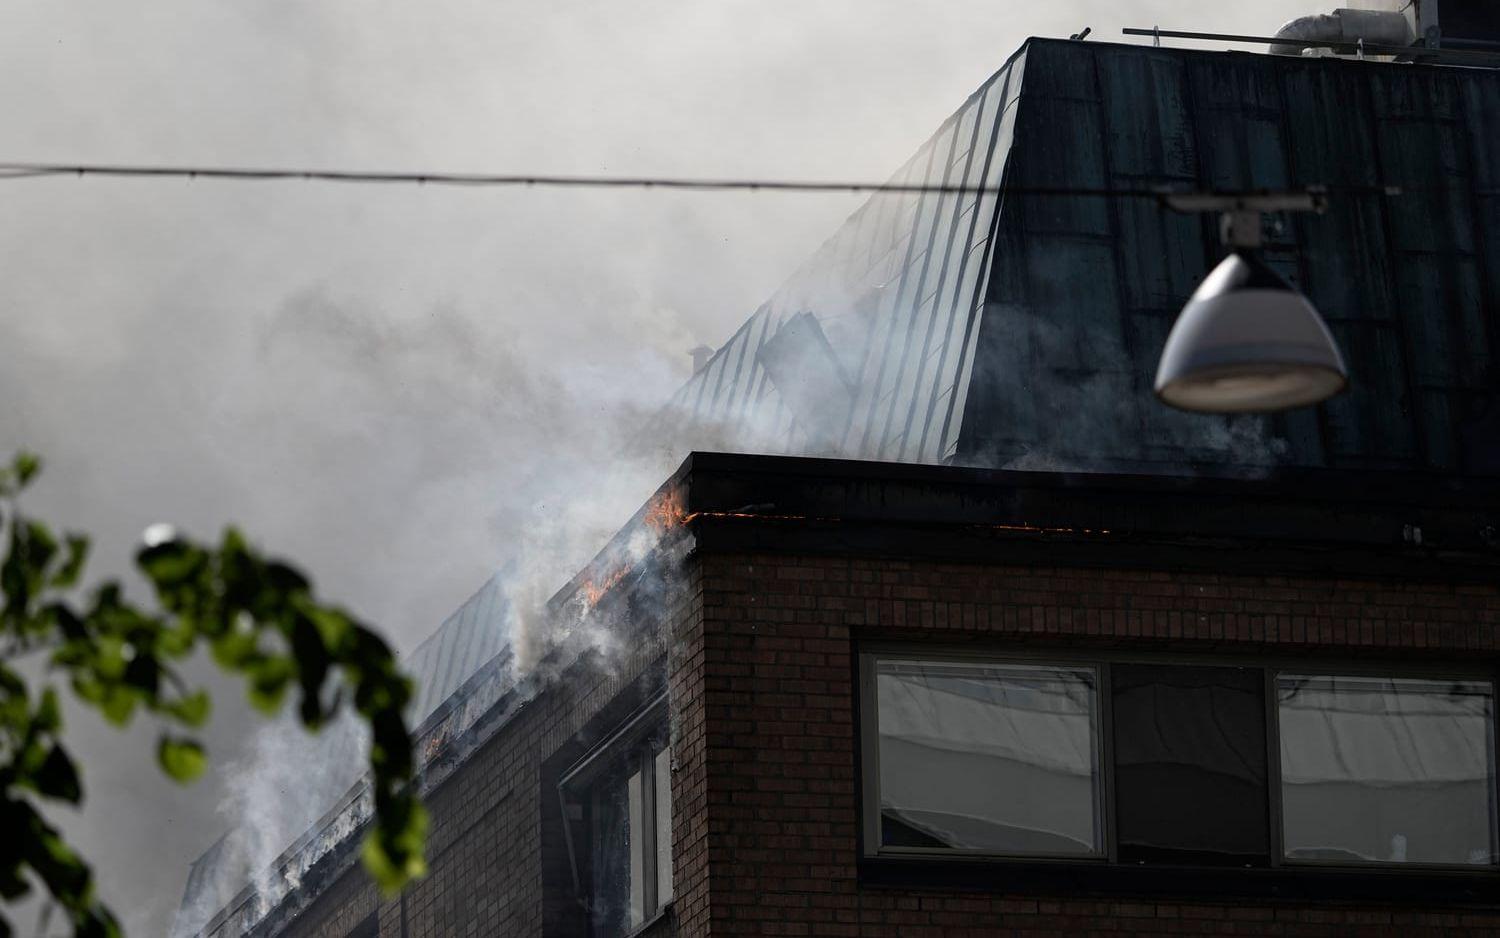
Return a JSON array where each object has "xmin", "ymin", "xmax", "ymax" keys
[
  {"xmin": 209, "ymin": 627, "xmax": 258, "ymax": 669},
  {"xmin": 49, "ymin": 535, "xmax": 89, "ymax": 589},
  {"xmin": 34, "ymin": 745, "xmax": 82, "ymax": 803},
  {"xmin": 92, "ymin": 636, "xmax": 127, "ymax": 681},
  {"xmin": 122, "ymin": 651, "xmax": 161, "ymax": 697},
  {"xmin": 157, "ymin": 736, "xmax": 206, "ymax": 783},
  {"xmin": 0, "ymin": 865, "xmax": 28, "ymax": 900},
  {"xmin": 69, "ymin": 675, "xmax": 105, "ymax": 705},
  {"xmin": 98, "ymin": 686, "xmax": 136, "ymax": 727},
  {"xmin": 1, "ymin": 518, "xmax": 59, "ymax": 622},
  {"xmin": 245, "ymin": 656, "xmax": 294, "ymax": 714},
  {"xmin": 25, "ymin": 823, "xmax": 89, "ymax": 898},
  {"xmin": 263, "ymin": 561, "xmax": 310, "ymax": 596},
  {"xmin": 35, "ymin": 688, "xmax": 61, "ymax": 733},
  {"xmin": 360, "ymin": 801, "xmax": 428, "ymax": 893},
  {"xmin": 136, "ymin": 540, "xmax": 202, "ymax": 589},
  {"xmin": 162, "ymin": 690, "xmax": 211, "ymax": 727},
  {"xmin": 303, "ymin": 604, "xmax": 353, "ymax": 655},
  {"xmin": 0, "ymin": 462, "xmax": 431, "ymax": 929},
  {"xmin": 157, "ymin": 621, "xmax": 196, "ymax": 656},
  {"xmin": 49, "ymin": 603, "xmax": 86, "ymax": 641},
  {"xmin": 24, "ymin": 520, "xmax": 60, "ymax": 578},
  {"xmin": 12, "ymin": 453, "xmax": 40, "ymax": 487}
]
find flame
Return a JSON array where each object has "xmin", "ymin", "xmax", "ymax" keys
[
  {"xmin": 575, "ymin": 489, "xmax": 1109, "ymax": 611},
  {"xmin": 567, "ymin": 498, "xmax": 1110, "ymax": 615},
  {"xmin": 563, "ymin": 489, "xmax": 692, "ymax": 614},
  {"xmin": 579, "ymin": 565, "xmax": 628, "ymax": 607},
  {"xmin": 643, "ymin": 486, "xmax": 690, "ymax": 533},
  {"xmin": 982, "ymin": 522, "xmax": 1112, "ymax": 536}
]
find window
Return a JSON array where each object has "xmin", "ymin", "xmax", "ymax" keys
[
  {"xmin": 865, "ymin": 657, "xmax": 1102, "ymax": 857},
  {"xmin": 861, "ymin": 649, "xmax": 1500, "ymax": 885},
  {"xmin": 1276, "ymin": 674, "xmax": 1496, "ymax": 866},
  {"xmin": 560, "ymin": 702, "xmax": 673, "ymax": 937},
  {"xmin": 1112, "ymin": 664, "xmax": 1269, "ymax": 866}
]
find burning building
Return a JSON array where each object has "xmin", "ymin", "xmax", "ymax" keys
[{"xmin": 179, "ymin": 5, "xmax": 1500, "ymax": 937}]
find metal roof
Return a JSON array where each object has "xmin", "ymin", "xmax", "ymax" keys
[
  {"xmin": 675, "ymin": 38, "xmax": 1500, "ymax": 479},
  {"xmin": 403, "ymin": 573, "xmax": 509, "ymax": 728},
  {"xmin": 666, "ymin": 46, "xmax": 1025, "ymax": 465}
]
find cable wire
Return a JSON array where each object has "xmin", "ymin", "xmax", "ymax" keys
[{"xmin": 0, "ymin": 161, "xmax": 1416, "ymax": 201}]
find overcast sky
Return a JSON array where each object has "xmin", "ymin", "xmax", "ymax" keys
[{"xmin": 1, "ymin": 1, "xmax": 1314, "ymax": 934}]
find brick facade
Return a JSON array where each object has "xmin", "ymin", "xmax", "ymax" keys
[
  {"xmin": 262, "ymin": 592, "xmax": 686, "ymax": 938},
  {"xmin": 682, "ymin": 551, "xmax": 1500, "ymax": 937},
  {"xmin": 245, "ymin": 455, "xmax": 1500, "ymax": 938}
]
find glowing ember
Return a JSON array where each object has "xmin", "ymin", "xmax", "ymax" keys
[
  {"xmin": 579, "ymin": 566, "xmax": 628, "ymax": 607},
  {"xmin": 984, "ymin": 521, "xmax": 1112, "ymax": 536},
  {"xmin": 643, "ymin": 486, "xmax": 690, "ymax": 532}
]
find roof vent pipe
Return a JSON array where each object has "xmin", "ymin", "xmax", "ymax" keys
[{"xmin": 1269, "ymin": 8, "xmax": 1414, "ymax": 55}]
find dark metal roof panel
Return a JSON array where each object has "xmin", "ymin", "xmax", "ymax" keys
[
  {"xmin": 676, "ymin": 39, "xmax": 1500, "ymax": 480},
  {"xmin": 668, "ymin": 49, "xmax": 1028, "ymax": 463},
  {"xmin": 957, "ymin": 39, "xmax": 1500, "ymax": 477}
]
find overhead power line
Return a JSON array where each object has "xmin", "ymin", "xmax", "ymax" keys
[{"xmin": 0, "ymin": 161, "xmax": 1413, "ymax": 202}]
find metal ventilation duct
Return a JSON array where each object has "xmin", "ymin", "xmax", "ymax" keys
[{"xmin": 1270, "ymin": 7, "xmax": 1414, "ymax": 55}]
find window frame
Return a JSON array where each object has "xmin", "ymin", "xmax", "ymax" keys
[
  {"xmin": 1266, "ymin": 665, "xmax": 1500, "ymax": 873},
  {"xmin": 557, "ymin": 694, "xmax": 673, "ymax": 936},
  {"xmin": 858, "ymin": 643, "xmax": 1500, "ymax": 879},
  {"xmin": 858, "ymin": 647, "xmax": 1113, "ymax": 862}
]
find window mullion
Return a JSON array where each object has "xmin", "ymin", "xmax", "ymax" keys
[
  {"xmin": 1265, "ymin": 667, "xmax": 1284, "ymax": 869},
  {"xmin": 639, "ymin": 749, "xmax": 659, "ymax": 919},
  {"xmin": 1100, "ymin": 662, "xmax": 1117, "ymax": 865}
]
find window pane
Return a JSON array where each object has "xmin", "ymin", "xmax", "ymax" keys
[
  {"xmin": 1113, "ymin": 665, "xmax": 1269, "ymax": 866},
  {"xmin": 627, "ymin": 766, "xmax": 645, "ymax": 927},
  {"xmin": 875, "ymin": 659, "xmax": 1100, "ymax": 855},
  {"xmin": 589, "ymin": 772, "xmax": 631, "ymax": 938},
  {"xmin": 1278, "ymin": 674, "xmax": 1496, "ymax": 865},
  {"xmin": 654, "ymin": 747, "xmax": 673, "ymax": 904}
]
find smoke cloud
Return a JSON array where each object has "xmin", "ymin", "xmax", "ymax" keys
[{"xmin": 0, "ymin": 0, "xmax": 1318, "ymax": 934}]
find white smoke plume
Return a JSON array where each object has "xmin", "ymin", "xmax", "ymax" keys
[
  {"xmin": 0, "ymin": 1, "xmax": 1323, "ymax": 933},
  {"xmin": 170, "ymin": 713, "xmax": 369, "ymax": 937}
]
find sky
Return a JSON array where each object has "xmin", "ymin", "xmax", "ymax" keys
[{"xmin": 0, "ymin": 1, "xmax": 1316, "ymax": 934}]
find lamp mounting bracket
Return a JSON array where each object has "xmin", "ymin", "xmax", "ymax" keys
[{"xmin": 1161, "ymin": 190, "xmax": 1329, "ymax": 249}]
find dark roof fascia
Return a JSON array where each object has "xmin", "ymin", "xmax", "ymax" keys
[
  {"xmin": 1020, "ymin": 34, "xmax": 1500, "ymax": 77},
  {"xmin": 674, "ymin": 452, "xmax": 1500, "ymax": 583}
]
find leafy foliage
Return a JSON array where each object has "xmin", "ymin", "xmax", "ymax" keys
[{"xmin": 0, "ymin": 453, "xmax": 426, "ymax": 938}]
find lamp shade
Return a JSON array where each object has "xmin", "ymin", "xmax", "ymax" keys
[{"xmin": 1154, "ymin": 250, "xmax": 1348, "ymax": 413}]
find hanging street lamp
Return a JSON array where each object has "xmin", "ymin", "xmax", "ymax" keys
[{"xmin": 1154, "ymin": 192, "xmax": 1348, "ymax": 414}]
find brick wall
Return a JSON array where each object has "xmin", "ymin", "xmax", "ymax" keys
[
  {"xmin": 256, "ymin": 541, "xmax": 1500, "ymax": 938},
  {"xmin": 267, "ymin": 581, "xmax": 692, "ymax": 938},
  {"xmin": 682, "ymin": 550, "xmax": 1500, "ymax": 937}
]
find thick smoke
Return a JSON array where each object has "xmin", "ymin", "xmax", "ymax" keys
[
  {"xmin": 180, "ymin": 255, "xmax": 807, "ymax": 934},
  {"xmin": 171, "ymin": 713, "xmax": 369, "ymax": 937},
  {"xmin": 993, "ymin": 310, "xmax": 1291, "ymax": 474},
  {"xmin": 163, "ymin": 285, "xmax": 706, "ymax": 932},
  {"xmin": 0, "ymin": 0, "xmax": 1323, "ymax": 934}
]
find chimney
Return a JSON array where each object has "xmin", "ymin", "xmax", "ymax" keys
[{"xmin": 689, "ymin": 345, "xmax": 713, "ymax": 374}]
